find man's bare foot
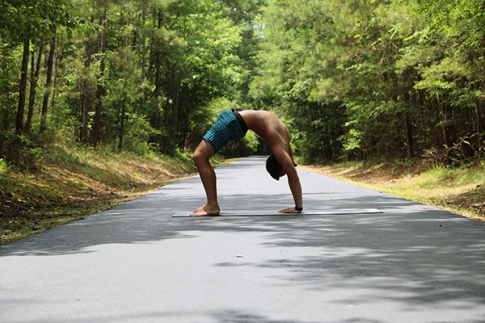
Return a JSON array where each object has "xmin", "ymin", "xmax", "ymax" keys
[
  {"xmin": 278, "ymin": 207, "xmax": 303, "ymax": 213},
  {"xmin": 190, "ymin": 204, "xmax": 220, "ymax": 216}
]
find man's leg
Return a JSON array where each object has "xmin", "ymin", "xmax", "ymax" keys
[{"xmin": 191, "ymin": 140, "xmax": 220, "ymax": 216}]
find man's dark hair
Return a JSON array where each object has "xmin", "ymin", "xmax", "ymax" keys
[{"xmin": 266, "ymin": 154, "xmax": 281, "ymax": 181}]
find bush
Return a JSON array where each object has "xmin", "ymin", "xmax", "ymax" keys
[
  {"xmin": 122, "ymin": 114, "xmax": 159, "ymax": 156},
  {"xmin": 0, "ymin": 131, "xmax": 43, "ymax": 171},
  {"xmin": 0, "ymin": 158, "xmax": 11, "ymax": 173}
]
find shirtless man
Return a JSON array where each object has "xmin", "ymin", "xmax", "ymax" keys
[{"xmin": 191, "ymin": 110, "xmax": 303, "ymax": 216}]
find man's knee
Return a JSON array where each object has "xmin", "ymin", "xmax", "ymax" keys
[
  {"xmin": 193, "ymin": 140, "xmax": 214, "ymax": 166},
  {"xmin": 193, "ymin": 150, "xmax": 204, "ymax": 164}
]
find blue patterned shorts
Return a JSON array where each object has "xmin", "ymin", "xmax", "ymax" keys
[{"xmin": 203, "ymin": 110, "xmax": 248, "ymax": 153}]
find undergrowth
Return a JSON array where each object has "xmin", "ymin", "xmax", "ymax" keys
[
  {"xmin": 300, "ymin": 160, "xmax": 485, "ymax": 222},
  {"xmin": 0, "ymin": 144, "xmax": 197, "ymax": 245},
  {"xmin": 3, "ymin": 149, "xmax": 483, "ymax": 246}
]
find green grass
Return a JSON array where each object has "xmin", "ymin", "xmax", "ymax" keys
[
  {"xmin": 3, "ymin": 148, "xmax": 483, "ymax": 245},
  {"xmin": 300, "ymin": 161, "xmax": 485, "ymax": 222},
  {"xmin": 0, "ymin": 144, "xmax": 198, "ymax": 245}
]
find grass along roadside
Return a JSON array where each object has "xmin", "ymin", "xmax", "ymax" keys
[
  {"xmin": 299, "ymin": 161, "xmax": 485, "ymax": 223},
  {"xmin": 0, "ymin": 144, "xmax": 199, "ymax": 245},
  {"xmin": 2, "ymin": 150, "xmax": 483, "ymax": 246}
]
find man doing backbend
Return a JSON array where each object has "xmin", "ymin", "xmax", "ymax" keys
[{"xmin": 191, "ymin": 110, "xmax": 303, "ymax": 216}]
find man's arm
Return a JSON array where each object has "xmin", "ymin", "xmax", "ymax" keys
[
  {"xmin": 282, "ymin": 166, "xmax": 303, "ymax": 213},
  {"xmin": 288, "ymin": 145, "xmax": 297, "ymax": 167},
  {"xmin": 273, "ymin": 147, "xmax": 303, "ymax": 213}
]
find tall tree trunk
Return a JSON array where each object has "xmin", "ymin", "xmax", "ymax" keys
[
  {"xmin": 139, "ymin": 10, "xmax": 147, "ymax": 111},
  {"xmin": 440, "ymin": 97, "xmax": 449, "ymax": 148},
  {"xmin": 39, "ymin": 37, "xmax": 56, "ymax": 137},
  {"xmin": 439, "ymin": 97, "xmax": 452, "ymax": 165},
  {"xmin": 50, "ymin": 35, "xmax": 59, "ymax": 113},
  {"xmin": 150, "ymin": 9, "xmax": 164, "ymax": 150},
  {"xmin": 16, "ymin": 39, "xmax": 30, "ymax": 135},
  {"xmin": 80, "ymin": 38, "xmax": 93, "ymax": 144},
  {"xmin": 25, "ymin": 43, "xmax": 44, "ymax": 136},
  {"xmin": 404, "ymin": 112, "xmax": 414, "ymax": 160},
  {"xmin": 476, "ymin": 99, "xmax": 483, "ymax": 158},
  {"xmin": 172, "ymin": 87, "xmax": 179, "ymax": 152},
  {"xmin": 118, "ymin": 97, "xmax": 126, "ymax": 152},
  {"xmin": 154, "ymin": 10, "xmax": 163, "ymax": 100},
  {"xmin": 92, "ymin": 8, "xmax": 107, "ymax": 148},
  {"xmin": 163, "ymin": 85, "xmax": 170, "ymax": 154},
  {"xmin": 403, "ymin": 89, "xmax": 414, "ymax": 160}
]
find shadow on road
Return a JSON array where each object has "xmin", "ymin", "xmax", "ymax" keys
[{"xmin": 1, "ymin": 156, "xmax": 484, "ymax": 323}]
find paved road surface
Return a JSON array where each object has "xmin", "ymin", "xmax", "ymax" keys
[{"xmin": 1, "ymin": 156, "xmax": 484, "ymax": 323}]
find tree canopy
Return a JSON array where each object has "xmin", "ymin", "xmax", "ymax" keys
[{"xmin": 1, "ymin": 0, "xmax": 484, "ymax": 168}]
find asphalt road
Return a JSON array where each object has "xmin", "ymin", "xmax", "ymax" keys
[{"xmin": 1, "ymin": 156, "xmax": 484, "ymax": 323}]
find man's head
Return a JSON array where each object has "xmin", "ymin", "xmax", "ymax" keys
[{"xmin": 266, "ymin": 154, "xmax": 282, "ymax": 181}]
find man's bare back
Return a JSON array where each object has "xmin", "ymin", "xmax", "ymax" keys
[{"xmin": 239, "ymin": 111, "xmax": 290, "ymax": 147}]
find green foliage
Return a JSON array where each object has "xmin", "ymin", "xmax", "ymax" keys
[
  {"xmin": 1, "ymin": 0, "xmax": 485, "ymax": 165},
  {"xmin": 249, "ymin": 0, "xmax": 485, "ymax": 164},
  {"xmin": 0, "ymin": 159, "xmax": 11, "ymax": 173},
  {"xmin": 0, "ymin": 131, "xmax": 43, "ymax": 171},
  {"xmin": 122, "ymin": 114, "xmax": 158, "ymax": 156},
  {"xmin": 0, "ymin": 0, "xmax": 76, "ymax": 43},
  {"xmin": 0, "ymin": 0, "xmax": 256, "ymax": 159}
]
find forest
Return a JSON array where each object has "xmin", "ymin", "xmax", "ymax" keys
[{"xmin": 1, "ymin": 0, "xmax": 485, "ymax": 168}]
